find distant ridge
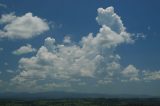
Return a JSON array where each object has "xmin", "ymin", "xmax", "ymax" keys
[{"xmin": 0, "ymin": 91, "xmax": 158, "ymax": 100}]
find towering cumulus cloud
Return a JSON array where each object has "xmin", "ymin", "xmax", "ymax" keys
[
  {"xmin": 96, "ymin": 7, "xmax": 125, "ymax": 33},
  {"xmin": 10, "ymin": 7, "xmax": 129, "ymax": 91},
  {"xmin": 7, "ymin": 7, "xmax": 159, "ymax": 92}
]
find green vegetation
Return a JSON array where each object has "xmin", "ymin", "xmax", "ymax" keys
[{"xmin": 0, "ymin": 98, "xmax": 160, "ymax": 106}]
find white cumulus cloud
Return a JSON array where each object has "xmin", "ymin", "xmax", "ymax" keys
[
  {"xmin": 96, "ymin": 6, "xmax": 125, "ymax": 33},
  {"xmin": 12, "ymin": 44, "xmax": 36, "ymax": 55},
  {"xmin": 121, "ymin": 65, "xmax": 140, "ymax": 81},
  {"xmin": 0, "ymin": 12, "xmax": 49, "ymax": 39},
  {"xmin": 7, "ymin": 6, "xmax": 160, "ymax": 92},
  {"xmin": 10, "ymin": 6, "xmax": 135, "ymax": 91},
  {"xmin": 143, "ymin": 71, "xmax": 160, "ymax": 81}
]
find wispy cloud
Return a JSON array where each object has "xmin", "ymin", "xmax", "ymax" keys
[
  {"xmin": 0, "ymin": 48, "xmax": 3, "ymax": 52},
  {"xmin": 0, "ymin": 3, "xmax": 7, "ymax": 8}
]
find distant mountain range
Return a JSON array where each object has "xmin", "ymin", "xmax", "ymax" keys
[{"xmin": 0, "ymin": 91, "xmax": 158, "ymax": 100}]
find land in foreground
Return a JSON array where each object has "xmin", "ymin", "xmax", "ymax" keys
[{"xmin": 0, "ymin": 98, "xmax": 160, "ymax": 106}]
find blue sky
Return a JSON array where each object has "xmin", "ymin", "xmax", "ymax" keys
[{"xmin": 0, "ymin": 0, "xmax": 160, "ymax": 96}]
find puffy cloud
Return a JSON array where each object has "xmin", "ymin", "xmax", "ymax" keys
[
  {"xmin": 12, "ymin": 44, "xmax": 36, "ymax": 55},
  {"xmin": 12, "ymin": 35, "xmax": 121, "ymax": 91},
  {"xmin": 106, "ymin": 61, "xmax": 121, "ymax": 77},
  {"xmin": 8, "ymin": 6, "xmax": 160, "ymax": 92},
  {"xmin": 121, "ymin": 65, "xmax": 140, "ymax": 81},
  {"xmin": 96, "ymin": 6, "xmax": 125, "ymax": 33},
  {"xmin": 143, "ymin": 71, "xmax": 160, "ymax": 81},
  {"xmin": 0, "ymin": 13, "xmax": 49, "ymax": 39},
  {"xmin": 44, "ymin": 37, "xmax": 56, "ymax": 51},
  {"xmin": 97, "ymin": 79, "xmax": 112, "ymax": 85},
  {"xmin": 10, "ymin": 6, "xmax": 135, "ymax": 91},
  {"xmin": 96, "ymin": 7, "xmax": 133, "ymax": 44},
  {"xmin": 0, "ymin": 13, "xmax": 16, "ymax": 24},
  {"xmin": 94, "ymin": 25, "xmax": 132, "ymax": 48},
  {"xmin": 63, "ymin": 36, "xmax": 71, "ymax": 44}
]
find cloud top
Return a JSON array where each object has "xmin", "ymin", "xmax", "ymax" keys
[{"xmin": 96, "ymin": 6, "xmax": 125, "ymax": 33}]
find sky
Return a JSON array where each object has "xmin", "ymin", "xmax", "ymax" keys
[{"xmin": 0, "ymin": 0, "xmax": 160, "ymax": 96}]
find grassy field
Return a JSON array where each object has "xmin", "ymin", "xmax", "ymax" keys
[{"xmin": 0, "ymin": 98, "xmax": 160, "ymax": 106}]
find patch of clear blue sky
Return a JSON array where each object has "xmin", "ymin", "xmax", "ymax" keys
[{"xmin": 0, "ymin": 0, "xmax": 160, "ymax": 86}]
